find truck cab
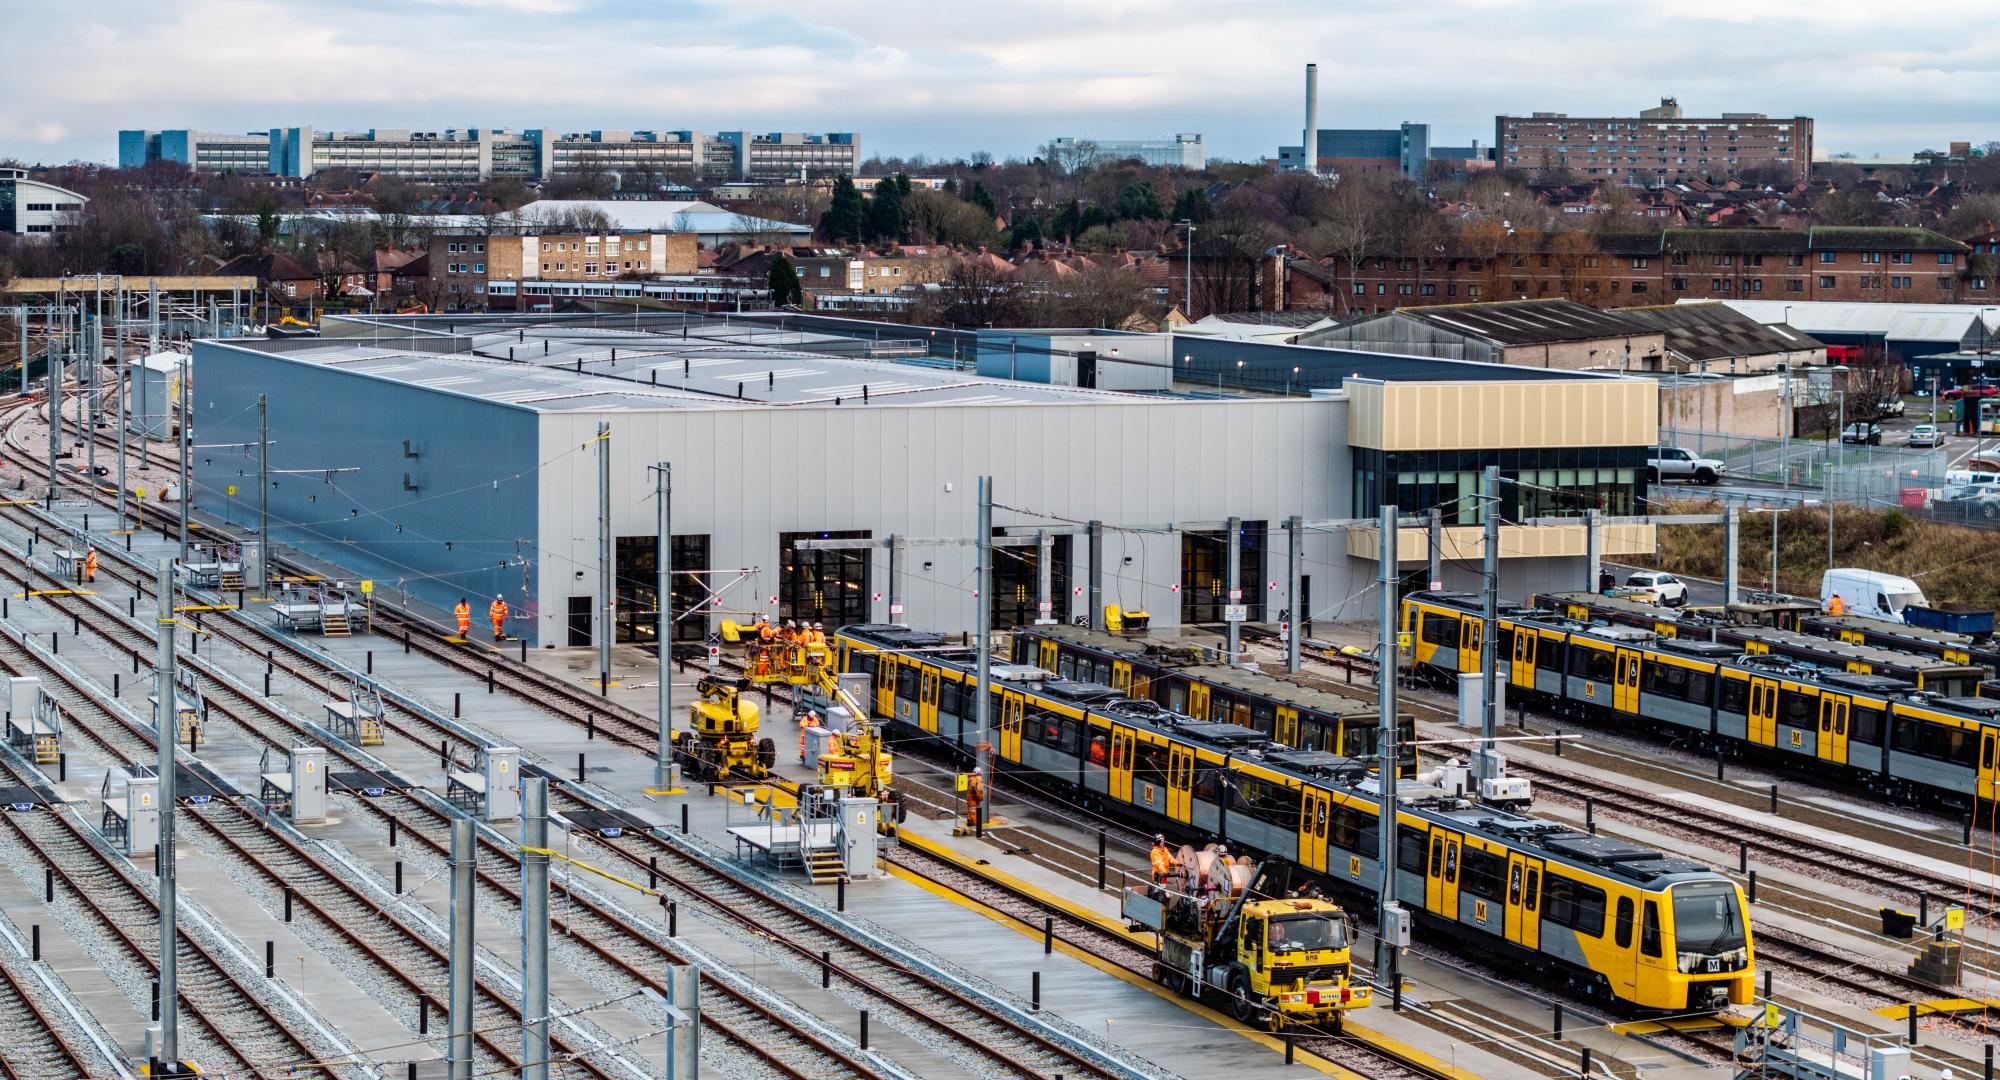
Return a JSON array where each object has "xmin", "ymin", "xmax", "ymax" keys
[{"xmin": 1236, "ymin": 898, "xmax": 1369, "ymax": 1027}]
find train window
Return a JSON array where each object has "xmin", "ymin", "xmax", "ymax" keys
[
  {"xmin": 1542, "ymin": 875, "xmax": 1575, "ymax": 926},
  {"xmin": 1057, "ymin": 719, "xmax": 1079, "ymax": 756},
  {"xmin": 1686, "ymin": 671, "xmax": 1713, "ymax": 704},
  {"xmin": 1058, "ymin": 655, "xmax": 1075, "ymax": 678},
  {"xmin": 1947, "ymin": 726, "xmax": 1978, "ymax": 767},
  {"xmin": 1236, "ymin": 777, "xmax": 1302, "ymax": 830},
  {"xmin": 1574, "ymin": 885, "xmax": 1608, "ymax": 937},
  {"xmin": 1641, "ymin": 900, "xmax": 1662, "ymax": 957},
  {"xmin": 1166, "ymin": 684, "xmax": 1188, "ymax": 712},
  {"xmin": 1720, "ymin": 679, "xmax": 1749, "ymax": 716},
  {"xmin": 1397, "ymin": 830, "xmax": 1428, "ymax": 873},
  {"xmin": 850, "ymin": 652, "xmax": 877, "ymax": 680},
  {"xmin": 1525, "ymin": 869, "xmax": 1539, "ymax": 911},
  {"xmin": 1986, "ymin": 737, "xmax": 1995, "ymax": 771},
  {"xmin": 1422, "ymin": 612, "xmax": 1456, "ymax": 647},
  {"xmin": 1498, "ymin": 627, "xmax": 1514, "ymax": 660},
  {"xmin": 1332, "ymin": 807, "xmax": 1379, "ymax": 859},
  {"xmin": 897, "ymin": 666, "xmax": 919, "ymax": 702},
  {"xmin": 939, "ymin": 680, "xmax": 966, "ymax": 718},
  {"xmin": 1194, "ymin": 767, "xmax": 1221, "ymax": 802},
  {"xmin": 1252, "ymin": 701, "xmax": 1276, "ymax": 735},
  {"xmin": 1587, "ymin": 650, "xmax": 1615, "ymax": 683},
  {"xmin": 1134, "ymin": 742, "xmax": 1169, "ymax": 785},
  {"xmin": 1429, "ymin": 835, "xmax": 1444, "ymax": 877},
  {"xmin": 1444, "ymin": 841, "xmax": 1458, "ymax": 882},
  {"xmin": 1781, "ymin": 690, "xmax": 1813, "ymax": 728},
  {"xmin": 1508, "ymin": 865, "xmax": 1522, "ymax": 905},
  {"xmin": 1850, "ymin": 706, "xmax": 1883, "ymax": 746},
  {"xmin": 1542, "ymin": 875, "xmax": 1606, "ymax": 936},
  {"xmin": 1614, "ymin": 897, "xmax": 1634, "ymax": 948},
  {"xmin": 1893, "ymin": 715, "xmax": 1920, "ymax": 753},
  {"xmin": 1087, "ymin": 734, "xmax": 1107, "ymax": 765},
  {"xmin": 1461, "ymin": 849, "xmax": 1504, "ymax": 899},
  {"xmin": 1536, "ymin": 638, "xmax": 1565, "ymax": 673}
]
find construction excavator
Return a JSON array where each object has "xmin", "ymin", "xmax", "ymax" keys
[
  {"xmin": 797, "ymin": 664, "xmax": 904, "ymax": 827},
  {"xmin": 675, "ymin": 676, "xmax": 777, "ymax": 782}
]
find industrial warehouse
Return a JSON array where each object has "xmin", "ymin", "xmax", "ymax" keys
[{"xmin": 189, "ymin": 312, "xmax": 1660, "ymax": 650}]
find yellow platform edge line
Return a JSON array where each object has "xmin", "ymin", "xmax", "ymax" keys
[
  {"xmin": 891, "ymin": 831, "xmax": 1479, "ymax": 1080},
  {"xmin": 1870, "ymin": 998, "xmax": 2000, "ymax": 1018}
]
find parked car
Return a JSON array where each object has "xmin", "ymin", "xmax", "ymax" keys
[
  {"xmin": 1647, "ymin": 445, "xmax": 1724, "ymax": 484},
  {"xmin": 1622, "ymin": 571, "xmax": 1690, "ymax": 607},
  {"xmin": 1840, "ymin": 422, "xmax": 1883, "ymax": 445},
  {"xmin": 1909, "ymin": 424, "xmax": 1946, "ymax": 448},
  {"xmin": 1943, "ymin": 383, "xmax": 2000, "ymax": 400},
  {"xmin": 1876, "ymin": 399, "xmax": 1907, "ymax": 418}
]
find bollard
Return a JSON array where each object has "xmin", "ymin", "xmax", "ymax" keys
[
  {"xmin": 821, "ymin": 950, "xmax": 832, "ymax": 989},
  {"xmin": 837, "ymin": 877, "xmax": 846, "ymax": 912},
  {"xmin": 188, "ymin": 726, "xmax": 197, "ymax": 755},
  {"xmin": 1553, "ymin": 1002, "xmax": 1563, "ymax": 1041},
  {"xmin": 1392, "ymin": 976, "xmax": 1401, "ymax": 1012},
  {"xmin": 113, "ymin": 674, "xmax": 120, "ymax": 697},
  {"xmin": 408, "ymin": 1065, "xmax": 416, "ymax": 1080},
  {"xmin": 520, "ymin": 639, "xmax": 527, "ymax": 663},
  {"xmin": 587, "ymin": 713, "xmax": 594, "ymax": 741},
  {"xmin": 1580, "ymin": 1047, "xmax": 1592, "ymax": 1079},
  {"xmin": 1748, "ymin": 870, "xmax": 1758, "ymax": 904},
  {"xmin": 283, "ymin": 885, "xmax": 293, "ymax": 922},
  {"xmin": 680, "ymin": 803, "xmax": 689, "ymax": 835},
  {"xmin": 50, "ymin": 633, "xmax": 56, "ymax": 656},
  {"xmin": 133, "ymin": 651, "xmax": 139, "ymax": 674},
  {"xmin": 31, "ymin": 925, "xmax": 39, "ymax": 962},
  {"xmin": 57, "ymin": 753, "xmax": 65, "ymax": 782},
  {"xmin": 1739, "ymin": 840, "xmax": 1748, "ymax": 874},
  {"xmin": 577, "ymin": 753, "xmax": 586, "ymax": 782},
  {"xmin": 71, "ymin": 614, "xmax": 78, "ymax": 635},
  {"xmin": 439, "ymin": 738, "xmax": 448, "ymax": 769},
  {"xmin": 152, "ymin": 980, "xmax": 159, "ymax": 1021},
  {"xmin": 1769, "ymin": 784, "xmax": 1779, "ymax": 815},
  {"xmin": 1554, "ymin": 728, "xmax": 1562, "ymax": 756},
  {"xmin": 366, "ymin": 651, "xmax": 372, "ymax": 675},
  {"xmin": 1908, "ymin": 1006, "xmax": 1918, "ymax": 1046},
  {"xmin": 1585, "ymin": 797, "xmax": 1594, "ymax": 834},
  {"xmin": 1984, "ymin": 1041, "xmax": 1992, "ymax": 1080},
  {"xmin": 668, "ymin": 900, "xmax": 678, "ymax": 938},
  {"xmin": 389, "ymin": 818, "xmax": 398, "ymax": 847},
  {"xmin": 1033, "ymin": 971, "xmax": 1042, "ymax": 1012},
  {"xmin": 1044, "ymin": 915, "xmax": 1054, "ymax": 955},
  {"xmin": 395, "ymin": 861, "xmax": 403, "ymax": 895},
  {"xmin": 1096, "ymin": 829, "xmax": 1107, "ymax": 890},
  {"xmin": 1919, "ymin": 893, "xmax": 1928, "ymax": 927},
  {"xmin": 419, "ymin": 997, "xmax": 428, "ymax": 1035},
  {"xmin": 403, "ymin": 628, "xmax": 410, "ymax": 654},
  {"xmin": 487, "ymin": 669, "xmax": 494, "ymax": 694},
  {"xmin": 264, "ymin": 668, "xmax": 271, "ymax": 696},
  {"xmin": 859, "ymin": 1009, "xmax": 869, "ymax": 1051},
  {"xmin": 44, "ymin": 868, "xmax": 52, "ymax": 903},
  {"xmin": 265, "ymin": 940, "xmax": 273, "ymax": 978},
  {"xmin": 649, "ymin": 856, "xmax": 658, "ymax": 889},
  {"xmin": 1763, "ymin": 969, "xmax": 1772, "ymax": 999},
  {"xmin": 1286, "ymin": 1032, "xmax": 1297, "ymax": 1065},
  {"xmin": 453, "ymin": 692, "xmax": 460, "ymax": 718}
]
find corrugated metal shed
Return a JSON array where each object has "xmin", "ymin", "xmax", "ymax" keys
[{"xmin": 1687, "ymin": 299, "xmax": 1997, "ymax": 343}]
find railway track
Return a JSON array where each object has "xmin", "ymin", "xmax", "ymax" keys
[{"xmin": 0, "ymin": 952, "xmax": 97, "ymax": 1080}]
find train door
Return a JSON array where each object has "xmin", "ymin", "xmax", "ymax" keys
[
  {"xmin": 1505, "ymin": 854, "xmax": 1543, "ymax": 951},
  {"xmin": 1614, "ymin": 650, "xmax": 1642, "ymax": 714},
  {"xmin": 999, "ymin": 691, "xmax": 1024, "ymax": 762},
  {"xmin": 1166, "ymin": 745, "xmax": 1195, "ymax": 824},
  {"xmin": 1037, "ymin": 638, "xmax": 1058, "ymax": 672},
  {"xmin": 1188, "ymin": 683, "xmax": 1211, "ymax": 721},
  {"xmin": 873, "ymin": 654, "xmax": 897, "ymax": 717},
  {"xmin": 1459, "ymin": 618, "xmax": 1483, "ymax": 674},
  {"xmin": 1817, "ymin": 694, "xmax": 1849, "ymax": 765},
  {"xmin": 1425, "ymin": 829, "xmax": 1462, "ymax": 919},
  {"xmin": 1275, "ymin": 706, "xmax": 1301, "ymax": 749},
  {"xmin": 1297, "ymin": 787, "xmax": 1329, "ymax": 872},
  {"xmin": 918, "ymin": 668, "xmax": 940, "ymax": 733},
  {"xmin": 1108, "ymin": 726, "xmax": 1134, "ymax": 802},
  {"xmin": 1748, "ymin": 677, "xmax": 1778, "ymax": 746},
  {"xmin": 1111, "ymin": 660, "xmax": 1133, "ymax": 695},
  {"xmin": 1132, "ymin": 673, "xmax": 1152, "ymax": 702},
  {"xmin": 1512, "ymin": 630, "xmax": 1537, "ymax": 690},
  {"xmin": 1980, "ymin": 729, "xmax": 2000, "ymax": 805}
]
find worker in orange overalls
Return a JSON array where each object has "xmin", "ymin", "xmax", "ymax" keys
[
  {"xmin": 799, "ymin": 709, "xmax": 821, "ymax": 762},
  {"xmin": 1827, "ymin": 594, "xmax": 1846, "ymax": 616},
  {"xmin": 454, "ymin": 598, "xmax": 471, "ymax": 637},
  {"xmin": 1150, "ymin": 834, "xmax": 1175, "ymax": 886},
  {"xmin": 83, "ymin": 547, "xmax": 97, "ymax": 584},
  {"xmin": 964, "ymin": 770, "xmax": 985, "ymax": 830},
  {"xmin": 805, "ymin": 621, "xmax": 827, "ymax": 669},
  {"xmin": 489, "ymin": 595, "xmax": 509, "ymax": 641}
]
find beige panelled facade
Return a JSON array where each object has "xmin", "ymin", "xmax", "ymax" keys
[
  {"xmin": 1346, "ymin": 523, "xmax": 1657, "ymax": 562},
  {"xmin": 1347, "ymin": 378, "xmax": 1658, "ymax": 451}
]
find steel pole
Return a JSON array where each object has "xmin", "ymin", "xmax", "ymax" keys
[
  {"xmin": 86, "ymin": 303, "xmax": 97, "ymax": 485},
  {"xmin": 177, "ymin": 355, "xmax": 189, "ymax": 562},
  {"xmin": 597, "ymin": 422, "xmax": 611, "ymax": 696},
  {"xmin": 47, "ymin": 352, "xmax": 61, "ymax": 502},
  {"xmin": 116, "ymin": 300, "xmax": 127, "ymax": 528},
  {"xmin": 257, "ymin": 394, "xmax": 268, "ymax": 585},
  {"xmin": 1225, "ymin": 515, "xmax": 1242, "ymax": 660},
  {"xmin": 1829, "ymin": 391, "xmax": 1842, "ymax": 571},
  {"xmin": 1586, "ymin": 508, "xmax": 1602, "ymax": 593},
  {"xmin": 155, "ymin": 557, "xmax": 180, "ymax": 1066},
  {"xmin": 1427, "ymin": 507, "xmax": 1441, "ymax": 590},
  {"xmin": 520, "ymin": 779, "xmax": 550, "ymax": 1080},
  {"xmin": 1725, "ymin": 507, "xmax": 1740, "ymax": 605},
  {"xmin": 654, "ymin": 462, "xmax": 675, "ymax": 789},
  {"xmin": 665, "ymin": 961, "xmax": 700, "ymax": 1080},
  {"xmin": 1285, "ymin": 515, "xmax": 1302, "ymax": 674},
  {"xmin": 975, "ymin": 476, "xmax": 993, "ymax": 805},
  {"xmin": 1086, "ymin": 519, "xmax": 1103, "ymax": 628},
  {"xmin": 1375, "ymin": 504, "xmax": 1399, "ymax": 972},
  {"xmin": 1479, "ymin": 466, "xmax": 1499, "ymax": 778},
  {"xmin": 447, "ymin": 815, "xmax": 475, "ymax": 1080}
]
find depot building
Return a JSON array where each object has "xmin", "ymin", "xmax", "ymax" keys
[{"xmin": 190, "ymin": 313, "xmax": 1659, "ymax": 648}]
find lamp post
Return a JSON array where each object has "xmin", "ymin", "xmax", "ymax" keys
[{"xmin": 1178, "ymin": 220, "xmax": 1196, "ymax": 320}]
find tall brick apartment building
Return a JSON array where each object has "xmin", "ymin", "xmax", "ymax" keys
[
  {"xmin": 1497, "ymin": 99, "xmax": 1812, "ymax": 185},
  {"xmin": 1295, "ymin": 227, "xmax": 1976, "ymax": 316}
]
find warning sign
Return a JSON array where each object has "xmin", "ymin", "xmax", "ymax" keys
[{"xmin": 359, "ymin": 580, "xmax": 373, "ymax": 595}]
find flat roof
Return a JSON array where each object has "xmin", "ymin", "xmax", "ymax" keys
[{"xmin": 209, "ymin": 320, "xmax": 1179, "ymax": 413}]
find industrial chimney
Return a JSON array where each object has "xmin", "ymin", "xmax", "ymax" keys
[{"xmin": 1302, "ymin": 63, "xmax": 1319, "ymax": 175}]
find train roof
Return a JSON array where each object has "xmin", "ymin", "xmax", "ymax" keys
[
  {"xmin": 1805, "ymin": 612, "xmax": 1995, "ymax": 654},
  {"xmin": 1013, "ymin": 623, "xmax": 1381, "ymax": 716}
]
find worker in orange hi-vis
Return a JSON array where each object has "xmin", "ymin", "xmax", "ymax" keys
[
  {"xmin": 454, "ymin": 598, "xmax": 471, "ymax": 637},
  {"xmin": 964, "ymin": 770, "xmax": 985, "ymax": 831},
  {"xmin": 799, "ymin": 710, "xmax": 820, "ymax": 762},
  {"xmin": 83, "ymin": 548, "xmax": 97, "ymax": 584},
  {"xmin": 488, "ymin": 595, "xmax": 509, "ymax": 641}
]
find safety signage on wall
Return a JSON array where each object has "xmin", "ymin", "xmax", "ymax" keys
[{"xmin": 1223, "ymin": 604, "xmax": 1248, "ymax": 622}]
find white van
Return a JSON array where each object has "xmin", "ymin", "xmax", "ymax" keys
[{"xmin": 1821, "ymin": 568, "xmax": 1928, "ymax": 623}]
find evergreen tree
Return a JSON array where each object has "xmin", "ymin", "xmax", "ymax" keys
[
  {"xmin": 894, "ymin": 171, "xmax": 912, "ymax": 197},
  {"xmin": 1171, "ymin": 186, "xmax": 1213, "ymax": 224},
  {"xmin": 969, "ymin": 181, "xmax": 998, "ymax": 219},
  {"xmin": 869, "ymin": 178, "xmax": 905, "ymax": 243},
  {"xmin": 1053, "ymin": 198, "xmax": 1083, "ymax": 244},
  {"xmin": 767, "ymin": 253, "xmax": 804, "ymax": 307},
  {"xmin": 818, "ymin": 174, "xmax": 867, "ymax": 243},
  {"xmin": 1116, "ymin": 180, "xmax": 1165, "ymax": 221}
]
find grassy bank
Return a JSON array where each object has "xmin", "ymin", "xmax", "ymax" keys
[{"xmin": 1655, "ymin": 500, "xmax": 2000, "ymax": 609}]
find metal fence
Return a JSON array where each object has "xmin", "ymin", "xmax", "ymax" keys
[{"xmin": 1661, "ymin": 428, "xmax": 1948, "ymax": 491}]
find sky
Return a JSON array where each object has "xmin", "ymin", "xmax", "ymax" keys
[{"xmin": 6, "ymin": 0, "xmax": 1999, "ymax": 168}]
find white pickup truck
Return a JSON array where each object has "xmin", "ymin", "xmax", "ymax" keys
[{"xmin": 1648, "ymin": 446, "xmax": 1724, "ymax": 485}]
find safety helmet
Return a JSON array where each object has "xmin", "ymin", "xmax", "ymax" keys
[
  {"xmin": 1154, "ymin": 834, "xmax": 1167, "ymax": 844},
  {"xmin": 814, "ymin": 622, "xmax": 823, "ymax": 629}
]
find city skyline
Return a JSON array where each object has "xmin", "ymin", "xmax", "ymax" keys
[{"xmin": 5, "ymin": 0, "xmax": 1999, "ymax": 169}]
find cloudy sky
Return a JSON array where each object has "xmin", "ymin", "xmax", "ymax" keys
[{"xmin": 6, "ymin": 0, "xmax": 1997, "ymax": 167}]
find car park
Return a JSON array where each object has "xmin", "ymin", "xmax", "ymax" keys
[{"xmin": 1908, "ymin": 424, "xmax": 1945, "ymax": 447}]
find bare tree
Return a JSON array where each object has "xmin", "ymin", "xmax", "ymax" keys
[
  {"xmin": 1041, "ymin": 139, "xmax": 1102, "ymax": 177},
  {"xmin": 914, "ymin": 259, "xmax": 1025, "ymax": 328}
]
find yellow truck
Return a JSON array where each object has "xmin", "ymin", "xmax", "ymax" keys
[{"xmin": 1123, "ymin": 850, "xmax": 1370, "ymax": 1030}]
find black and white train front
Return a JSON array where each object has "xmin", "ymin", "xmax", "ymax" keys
[{"xmin": 836, "ymin": 623, "xmax": 1755, "ymax": 1012}]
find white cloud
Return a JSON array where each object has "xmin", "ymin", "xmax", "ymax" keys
[{"xmin": 3, "ymin": 0, "xmax": 1996, "ymax": 165}]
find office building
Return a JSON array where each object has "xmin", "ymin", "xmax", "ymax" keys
[
  {"xmin": 119, "ymin": 127, "xmax": 861, "ymax": 183},
  {"xmin": 425, "ymin": 229, "xmax": 701, "ymax": 308},
  {"xmin": 0, "ymin": 169, "xmax": 87, "ymax": 237},
  {"xmin": 1497, "ymin": 99, "xmax": 1813, "ymax": 184},
  {"xmin": 1278, "ymin": 123, "xmax": 1488, "ymax": 183},
  {"xmin": 1048, "ymin": 135, "xmax": 1206, "ymax": 169}
]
